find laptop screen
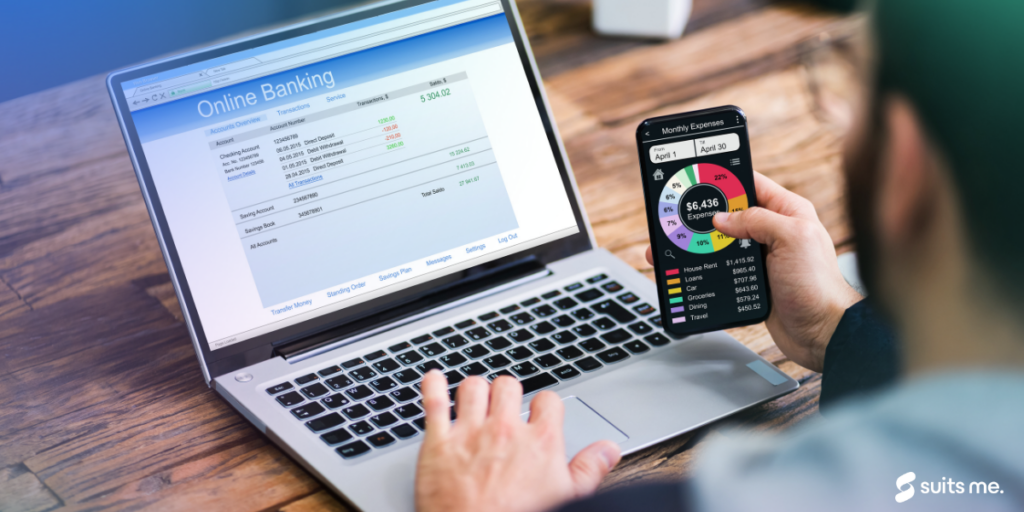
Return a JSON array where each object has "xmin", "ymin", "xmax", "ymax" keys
[{"xmin": 117, "ymin": 0, "xmax": 579, "ymax": 352}]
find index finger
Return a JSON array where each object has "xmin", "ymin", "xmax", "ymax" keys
[
  {"xmin": 752, "ymin": 172, "xmax": 818, "ymax": 221},
  {"xmin": 421, "ymin": 370, "xmax": 451, "ymax": 438}
]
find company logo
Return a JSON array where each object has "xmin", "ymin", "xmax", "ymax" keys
[{"xmin": 896, "ymin": 472, "xmax": 916, "ymax": 503}]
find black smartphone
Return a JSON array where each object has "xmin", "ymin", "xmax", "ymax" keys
[{"xmin": 636, "ymin": 105, "xmax": 770, "ymax": 336}]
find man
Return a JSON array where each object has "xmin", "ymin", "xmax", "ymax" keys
[{"xmin": 412, "ymin": 1, "xmax": 1024, "ymax": 511}]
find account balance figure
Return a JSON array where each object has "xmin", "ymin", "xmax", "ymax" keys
[{"xmin": 408, "ymin": 1, "xmax": 1024, "ymax": 511}]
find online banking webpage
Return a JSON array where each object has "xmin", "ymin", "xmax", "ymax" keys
[{"xmin": 123, "ymin": 0, "xmax": 578, "ymax": 351}]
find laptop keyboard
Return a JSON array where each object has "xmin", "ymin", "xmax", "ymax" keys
[{"xmin": 263, "ymin": 272, "xmax": 673, "ymax": 461}]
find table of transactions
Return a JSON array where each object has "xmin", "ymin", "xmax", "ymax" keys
[{"xmin": 208, "ymin": 72, "xmax": 519, "ymax": 308}]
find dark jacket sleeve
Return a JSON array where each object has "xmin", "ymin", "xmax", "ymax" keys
[
  {"xmin": 554, "ymin": 482, "xmax": 695, "ymax": 512},
  {"xmin": 819, "ymin": 300, "xmax": 901, "ymax": 412}
]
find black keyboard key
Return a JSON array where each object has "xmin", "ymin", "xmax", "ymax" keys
[
  {"xmin": 601, "ymin": 281, "xmax": 624, "ymax": 292},
  {"xmin": 529, "ymin": 338, "xmax": 556, "ymax": 352},
  {"xmin": 553, "ymin": 365, "xmax": 581, "ymax": 380},
  {"xmin": 487, "ymin": 370, "xmax": 516, "ymax": 381},
  {"xmin": 541, "ymin": 290, "xmax": 561, "ymax": 300},
  {"xmin": 551, "ymin": 330, "xmax": 578, "ymax": 344},
  {"xmin": 390, "ymin": 387, "xmax": 419, "ymax": 402},
  {"xmin": 365, "ymin": 350, "xmax": 387, "ymax": 361},
  {"xmin": 322, "ymin": 428, "xmax": 354, "ymax": 445},
  {"xmin": 432, "ymin": 326, "xmax": 456, "ymax": 337},
  {"xmin": 371, "ymin": 411, "xmax": 399, "ymax": 427},
  {"xmin": 575, "ymin": 289, "xmax": 604, "ymax": 302},
  {"xmin": 531, "ymin": 321, "xmax": 556, "ymax": 334},
  {"xmin": 510, "ymin": 313, "xmax": 535, "ymax": 325},
  {"xmin": 487, "ymin": 319, "xmax": 514, "ymax": 333},
  {"xmin": 465, "ymin": 327, "xmax": 491, "ymax": 340},
  {"xmin": 484, "ymin": 337, "xmax": 512, "ymax": 352},
  {"xmin": 565, "ymin": 282, "xmax": 584, "ymax": 291},
  {"xmin": 520, "ymin": 297, "xmax": 541, "ymax": 307},
  {"xmin": 317, "ymin": 366, "xmax": 342, "ymax": 377},
  {"xmin": 575, "ymin": 357, "xmax": 603, "ymax": 372},
  {"xmin": 419, "ymin": 342, "xmax": 447, "ymax": 357},
  {"xmin": 266, "ymin": 382, "xmax": 293, "ymax": 395},
  {"xmin": 442, "ymin": 335, "xmax": 469, "ymax": 349},
  {"xmin": 617, "ymin": 292, "xmax": 640, "ymax": 304},
  {"xmin": 479, "ymin": 311, "xmax": 499, "ymax": 321},
  {"xmin": 301, "ymin": 383, "xmax": 330, "ymax": 399},
  {"xmin": 506, "ymin": 347, "xmax": 534, "ymax": 360},
  {"xmin": 572, "ymin": 308, "xmax": 595, "ymax": 320},
  {"xmin": 592, "ymin": 300, "xmax": 638, "ymax": 323},
  {"xmin": 388, "ymin": 341, "xmax": 412, "ymax": 353},
  {"xmin": 337, "ymin": 440, "xmax": 371, "ymax": 459},
  {"xmin": 373, "ymin": 358, "xmax": 401, "ymax": 374},
  {"xmin": 462, "ymin": 344, "xmax": 490, "ymax": 359},
  {"xmin": 633, "ymin": 303, "xmax": 656, "ymax": 315},
  {"xmin": 345, "ymin": 385, "xmax": 374, "ymax": 401},
  {"xmin": 520, "ymin": 372, "xmax": 559, "ymax": 394},
  {"xmin": 440, "ymin": 353, "xmax": 468, "ymax": 367},
  {"xmin": 350, "ymin": 421, "xmax": 375, "ymax": 436},
  {"xmin": 649, "ymin": 317, "xmax": 664, "ymax": 328},
  {"xmin": 484, "ymin": 354, "xmax": 512, "ymax": 368},
  {"xmin": 454, "ymin": 319, "xmax": 476, "ymax": 329},
  {"xmin": 511, "ymin": 362, "xmax": 539, "ymax": 377},
  {"xmin": 392, "ymin": 423, "xmax": 419, "ymax": 439},
  {"xmin": 276, "ymin": 391, "xmax": 304, "ymax": 407},
  {"xmin": 411, "ymin": 334, "xmax": 433, "ymax": 345},
  {"xmin": 295, "ymin": 373, "xmax": 318, "ymax": 385},
  {"xmin": 624, "ymin": 340, "xmax": 651, "ymax": 354},
  {"xmin": 586, "ymin": 274, "xmax": 608, "ymax": 284},
  {"xmin": 601, "ymin": 329, "xmax": 632, "ymax": 344},
  {"xmin": 393, "ymin": 369, "xmax": 421, "ymax": 384},
  {"xmin": 370, "ymin": 377, "xmax": 398, "ymax": 393},
  {"xmin": 349, "ymin": 367, "xmax": 378, "ymax": 382},
  {"xmin": 534, "ymin": 354, "xmax": 562, "ymax": 368},
  {"xmin": 447, "ymin": 388, "xmax": 458, "ymax": 403},
  {"xmin": 531, "ymin": 305, "xmax": 557, "ymax": 317},
  {"xmin": 325, "ymin": 374, "xmax": 354, "ymax": 389},
  {"xmin": 551, "ymin": 315, "xmax": 575, "ymax": 328},
  {"xmin": 413, "ymin": 417, "xmax": 428, "ymax": 430},
  {"xmin": 572, "ymin": 324, "xmax": 598, "ymax": 337},
  {"xmin": 553, "ymin": 297, "xmax": 579, "ymax": 310},
  {"xmin": 416, "ymin": 360, "xmax": 445, "ymax": 374},
  {"xmin": 460, "ymin": 362, "xmax": 489, "ymax": 376},
  {"xmin": 597, "ymin": 347, "xmax": 630, "ymax": 364},
  {"xmin": 321, "ymin": 394, "xmax": 351, "ymax": 409},
  {"xmin": 342, "ymin": 403, "xmax": 371, "ymax": 419},
  {"xmin": 444, "ymin": 370, "xmax": 465, "ymax": 385},
  {"xmin": 291, "ymin": 402, "xmax": 325, "ymax": 419},
  {"xmin": 499, "ymin": 304, "xmax": 520, "ymax": 314},
  {"xmin": 579, "ymin": 339, "xmax": 607, "ymax": 352},
  {"xmin": 341, "ymin": 357, "xmax": 365, "ymax": 369},
  {"xmin": 397, "ymin": 350, "xmax": 424, "ymax": 366},
  {"xmin": 628, "ymin": 321, "xmax": 654, "ymax": 335},
  {"xmin": 395, "ymin": 404, "xmax": 422, "ymax": 419},
  {"xmin": 557, "ymin": 346, "xmax": 584, "ymax": 360},
  {"xmin": 645, "ymin": 333, "xmax": 671, "ymax": 346},
  {"xmin": 507, "ymin": 329, "xmax": 534, "ymax": 343},
  {"xmin": 593, "ymin": 317, "xmax": 617, "ymax": 330},
  {"xmin": 306, "ymin": 412, "xmax": 345, "ymax": 432}
]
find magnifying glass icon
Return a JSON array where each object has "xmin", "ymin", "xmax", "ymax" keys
[{"xmin": 664, "ymin": 250, "xmax": 675, "ymax": 259}]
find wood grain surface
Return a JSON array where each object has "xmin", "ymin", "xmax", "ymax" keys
[{"xmin": 0, "ymin": 1, "xmax": 860, "ymax": 510}]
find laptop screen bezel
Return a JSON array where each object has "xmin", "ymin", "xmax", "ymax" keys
[{"xmin": 106, "ymin": 0, "xmax": 593, "ymax": 382}]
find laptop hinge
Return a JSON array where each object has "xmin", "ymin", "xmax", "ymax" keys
[{"xmin": 275, "ymin": 257, "xmax": 549, "ymax": 361}]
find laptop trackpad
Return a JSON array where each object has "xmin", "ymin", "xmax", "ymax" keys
[{"xmin": 522, "ymin": 396, "xmax": 628, "ymax": 460}]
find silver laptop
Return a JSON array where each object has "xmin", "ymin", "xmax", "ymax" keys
[{"xmin": 106, "ymin": 0, "xmax": 797, "ymax": 509}]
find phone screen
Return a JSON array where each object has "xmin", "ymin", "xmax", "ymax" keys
[{"xmin": 636, "ymin": 106, "xmax": 770, "ymax": 336}]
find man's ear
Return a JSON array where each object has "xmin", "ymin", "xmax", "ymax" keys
[{"xmin": 877, "ymin": 95, "xmax": 936, "ymax": 247}]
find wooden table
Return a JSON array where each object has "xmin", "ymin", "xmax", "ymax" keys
[{"xmin": 0, "ymin": 1, "xmax": 860, "ymax": 510}]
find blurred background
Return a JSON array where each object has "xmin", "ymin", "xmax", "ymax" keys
[{"xmin": 0, "ymin": 0, "xmax": 364, "ymax": 103}]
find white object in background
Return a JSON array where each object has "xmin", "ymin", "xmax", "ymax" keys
[
  {"xmin": 837, "ymin": 251, "xmax": 867, "ymax": 296},
  {"xmin": 592, "ymin": 0, "xmax": 692, "ymax": 39}
]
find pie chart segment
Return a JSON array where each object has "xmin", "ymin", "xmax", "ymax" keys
[{"xmin": 657, "ymin": 163, "xmax": 749, "ymax": 254}]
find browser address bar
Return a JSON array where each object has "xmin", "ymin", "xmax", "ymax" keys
[{"xmin": 127, "ymin": 0, "xmax": 502, "ymax": 109}]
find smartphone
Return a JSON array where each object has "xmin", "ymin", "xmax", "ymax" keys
[{"xmin": 636, "ymin": 105, "xmax": 770, "ymax": 336}]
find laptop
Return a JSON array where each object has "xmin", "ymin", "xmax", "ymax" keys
[{"xmin": 106, "ymin": 0, "xmax": 798, "ymax": 509}]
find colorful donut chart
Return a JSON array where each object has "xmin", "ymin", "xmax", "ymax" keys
[{"xmin": 658, "ymin": 163, "xmax": 749, "ymax": 254}]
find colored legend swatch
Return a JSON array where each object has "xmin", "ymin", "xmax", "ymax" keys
[
  {"xmin": 669, "ymin": 297, "xmax": 683, "ymax": 304},
  {"xmin": 665, "ymin": 269, "xmax": 679, "ymax": 276},
  {"xmin": 672, "ymin": 317, "xmax": 686, "ymax": 324},
  {"xmin": 668, "ymin": 288, "xmax": 681, "ymax": 295},
  {"xmin": 670, "ymin": 306, "xmax": 685, "ymax": 313},
  {"xmin": 666, "ymin": 278, "xmax": 680, "ymax": 285}
]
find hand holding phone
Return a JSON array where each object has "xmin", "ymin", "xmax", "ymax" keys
[{"xmin": 637, "ymin": 106, "xmax": 771, "ymax": 336}]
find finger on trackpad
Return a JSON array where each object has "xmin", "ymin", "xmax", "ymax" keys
[{"xmin": 522, "ymin": 396, "xmax": 629, "ymax": 460}]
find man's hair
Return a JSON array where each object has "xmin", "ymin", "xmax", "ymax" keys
[{"xmin": 872, "ymin": 1, "xmax": 1024, "ymax": 303}]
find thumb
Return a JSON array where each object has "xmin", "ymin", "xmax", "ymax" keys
[
  {"xmin": 713, "ymin": 207, "xmax": 790, "ymax": 248},
  {"xmin": 568, "ymin": 440, "xmax": 621, "ymax": 496}
]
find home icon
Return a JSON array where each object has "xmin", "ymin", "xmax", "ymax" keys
[{"xmin": 653, "ymin": 169, "xmax": 664, "ymax": 181}]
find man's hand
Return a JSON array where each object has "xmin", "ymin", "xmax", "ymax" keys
[
  {"xmin": 415, "ymin": 371, "xmax": 621, "ymax": 512},
  {"xmin": 646, "ymin": 172, "xmax": 861, "ymax": 372}
]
